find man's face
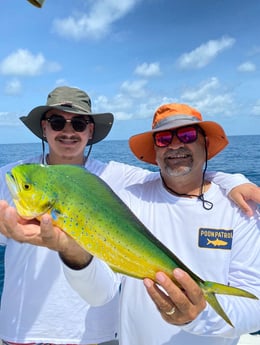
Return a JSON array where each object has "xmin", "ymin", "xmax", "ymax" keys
[
  {"xmin": 154, "ymin": 126, "xmax": 207, "ymax": 178},
  {"xmin": 41, "ymin": 109, "xmax": 94, "ymax": 162}
]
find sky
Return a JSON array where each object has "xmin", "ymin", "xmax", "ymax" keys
[{"xmin": 0, "ymin": 0, "xmax": 260, "ymax": 144}]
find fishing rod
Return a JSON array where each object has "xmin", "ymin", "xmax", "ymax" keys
[{"xmin": 27, "ymin": 0, "xmax": 45, "ymax": 8}]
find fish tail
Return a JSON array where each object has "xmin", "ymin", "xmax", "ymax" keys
[{"xmin": 200, "ymin": 281, "xmax": 258, "ymax": 327}]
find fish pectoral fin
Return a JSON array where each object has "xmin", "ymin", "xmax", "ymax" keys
[{"xmin": 50, "ymin": 208, "xmax": 67, "ymax": 221}]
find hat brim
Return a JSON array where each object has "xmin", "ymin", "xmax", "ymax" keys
[
  {"xmin": 129, "ymin": 119, "xmax": 229, "ymax": 165},
  {"xmin": 20, "ymin": 105, "xmax": 114, "ymax": 145}
]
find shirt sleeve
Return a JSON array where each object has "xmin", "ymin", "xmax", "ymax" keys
[
  {"xmin": 62, "ymin": 256, "xmax": 121, "ymax": 306},
  {"xmin": 205, "ymin": 171, "xmax": 252, "ymax": 195},
  {"xmin": 100, "ymin": 161, "xmax": 159, "ymax": 192}
]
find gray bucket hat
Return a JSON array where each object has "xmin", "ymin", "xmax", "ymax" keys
[{"xmin": 20, "ymin": 86, "xmax": 114, "ymax": 145}]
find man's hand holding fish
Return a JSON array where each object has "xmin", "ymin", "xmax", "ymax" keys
[
  {"xmin": 0, "ymin": 200, "xmax": 92, "ymax": 269},
  {"xmin": 144, "ymin": 269, "xmax": 207, "ymax": 326}
]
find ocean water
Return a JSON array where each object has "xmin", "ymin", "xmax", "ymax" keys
[{"xmin": 0, "ymin": 135, "xmax": 259, "ymax": 300}]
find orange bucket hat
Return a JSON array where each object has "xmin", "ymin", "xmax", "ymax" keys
[{"xmin": 129, "ymin": 103, "xmax": 228, "ymax": 165}]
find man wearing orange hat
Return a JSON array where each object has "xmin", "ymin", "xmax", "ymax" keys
[{"xmin": 51, "ymin": 103, "xmax": 259, "ymax": 345}]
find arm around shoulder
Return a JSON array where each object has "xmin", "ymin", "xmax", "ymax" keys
[{"xmin": 207, "ymin": 171, "xmax": 259, "ymax": 216}]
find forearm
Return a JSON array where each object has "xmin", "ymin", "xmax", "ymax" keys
[
  {"xmin": 59, "ymin": 242, "xmax": 93, "ymax": 270},
  {"xmin": 62, "ymin": 256, "xmax": 120, "ymax": 306},
  {"xmin": 206, "ymin": 171, "xmax": 260, "ymax": 216}
]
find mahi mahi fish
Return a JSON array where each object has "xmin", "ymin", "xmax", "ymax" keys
[{"xmin": 6, "ymin": 163, "xmax": 258, "ymax": 327}]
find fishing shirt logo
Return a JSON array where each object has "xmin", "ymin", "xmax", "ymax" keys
[{"xmin": 198, "ymin": 228, "xmax": 233, "ymax": 250}]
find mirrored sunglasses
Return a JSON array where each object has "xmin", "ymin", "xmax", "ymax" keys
[
  {"xmin": 153, "ymin": 126, "xmax": 200, "ymax": 148},
  {"xmin": 46, "ymin": 115, "xmax": 91, "ymax": 132}
]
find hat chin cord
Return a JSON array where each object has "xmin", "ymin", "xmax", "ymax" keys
[
  {"xmin": 41, "ymin": 138, "xmax": 46, "ymax": 165},
  {"xmin": 85, "ymin": 144, "xmax": 93, "ymax": 161},
  {"xmin": 161, "ymin": 136, "xmax": 213, "ymax": 211}
]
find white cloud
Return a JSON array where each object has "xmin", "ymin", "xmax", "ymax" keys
[
  {"xmin": 134, "ymin": 62, "xmax": 161, "ymax": 77},
  {"xmin": 180, "ymin": 77, "xmax": 235, "ymax": 117},
  {"xmin": 93, "ymin": 78, "xmax": 175, "ymax": 121},
  {"xmin": 55, "ymin": 78, "xmax": 68, "ymax": 86},
  {"xmin": 4, "ymin": 79, "xmax": 22, "ymax": 95},
  {"xmin": 120, "ymin": 79, "xmax": 148, "ymax": 98},
  {"xmin": 93, "ymin": 79, "xmax": 148, "ymax": 120},
  {"xmin": 251, "ymin": 100, "xmax": 260, "ymax": 116},
  {"xmin": 237, "ymin": 61, "xmax": 256, "ymax": 72},
  {"xmin": 0, "ymin": 49, "xmax": 61, "ymax": 76},
  {"xmin": 53, "ymin": 0, "xmax": 141, "ymax": 40},
  {"xmin": 0, "ymin": 49, "xmax": 45, "ymax": 76},
  {"xmin": 247, "ymin": 45, "xmax": 260, "ymax": 56},
  {"xmin": 177, "ymin": 36, "xmax": 236, "ymax": 69},
  {"xmin": 0, "ymin": 111, "xmax": 21, "ymax": 126}
]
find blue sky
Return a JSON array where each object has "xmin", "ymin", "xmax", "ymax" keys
[{"xmin": 0, "ymin": 0, "xmax": 260, "ymax": 143}]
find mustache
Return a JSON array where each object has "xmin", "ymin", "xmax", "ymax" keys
[{"xmin": 55, "ymin": 135, "xmax": 81, "ymax": 141}]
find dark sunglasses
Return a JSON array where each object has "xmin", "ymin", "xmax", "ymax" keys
[
  {"xmin": 46, "ymin": 115, "xmax": 92, "ymax": 132},
  {"xmin": 153, "ymin": 126, "xmax": 202, "ymax": 148}
]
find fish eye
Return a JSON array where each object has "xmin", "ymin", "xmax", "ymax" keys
[{"xmin": 23, "ymin": 184, "xmax": 31, "ymax": 190}]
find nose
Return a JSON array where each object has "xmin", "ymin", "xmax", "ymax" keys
[
  {"xmin": 167, "ymin": 135, "xmax": 184, "ymax": 149},
  {"xmin": 62, "ymin": 120, "xmax": 74, "ymax": 132}
]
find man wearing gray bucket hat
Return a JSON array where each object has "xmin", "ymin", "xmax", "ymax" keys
[
  {"xmin": 0, "ymin": 92, "xmax": 259, "ymax": 345},
  {"xmin": 0, "ymin": 86, "xmax": 121, "ymax": 345},
  {"xmin": 0, "ymin": 85, "xmax": 172, "ymax": 345}
]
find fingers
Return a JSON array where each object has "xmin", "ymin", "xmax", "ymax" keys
[
  {"xmin": 0, "ymin": 201, "xmax": 88, "ymax": 265},
  {"xmin": 172, "ymin": 269, "xmax": 205, "ymax": 306},
  {"xmin": 230, "ymin": 193, "xmax": 253, "ymax": 217},
  {"xmin": 0, "ymin": 202, "xmax": 22, "ymax": 240},
  {"xmin": 0, "ymin": 200, "xmax": 9, "ymax": 210},
  {"xmin": 39, "ymin": 215, "xmax": 69, "ymax": 251},
  {"xmin": 40, "ymin": 214, "xmax": 56, "ymax": 240},
  {"xmin": 0, "ymin": 201, "xmax": 53, "ymax": 246},
  {"xmin": 144, "ymin": 277, "xmax": 175, "ymax": 314},
  {"xmin": 144, "ymin": 268, "xmax": 206, "ymax": 325},
  {"xmin": 249, "ymin": 186, "xmax": 260, "ymax": 203},
  {"xmin": 40, "ymin": 215, "xmax": 86, "ymax": 258}
]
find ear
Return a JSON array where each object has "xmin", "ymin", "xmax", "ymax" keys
[
  {"xmin": 205, "ymin": 136, "xmax": 210, "ymax": 149},
  {"xmin": 41, "ymin": 120, "xmax": 47, "ymax": 137},
  {"xmin": 88, "ymin": 123, "xmax": 94, "ymax": 139}
]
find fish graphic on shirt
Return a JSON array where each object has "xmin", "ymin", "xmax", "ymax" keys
[{"xmin": 207, "ymin": 238, "xmax": 228, "ymax": 247}]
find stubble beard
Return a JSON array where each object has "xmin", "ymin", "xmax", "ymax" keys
[{"xmin": 165, "ymin": 164, "xmax": 192, "ymax": 177}]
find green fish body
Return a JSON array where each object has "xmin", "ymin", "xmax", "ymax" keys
[{"xmin": 6, "ymin": 163, "xmax": 258, "ymax": 327}]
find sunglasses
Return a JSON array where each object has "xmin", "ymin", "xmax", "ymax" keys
[
  {"xmin": 46, "ymin": 115, "xmax": 91, "ymax": 132},
  {"xmin": 153, "ymin": 126, "xmax": 202, "ymax": 148}
]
